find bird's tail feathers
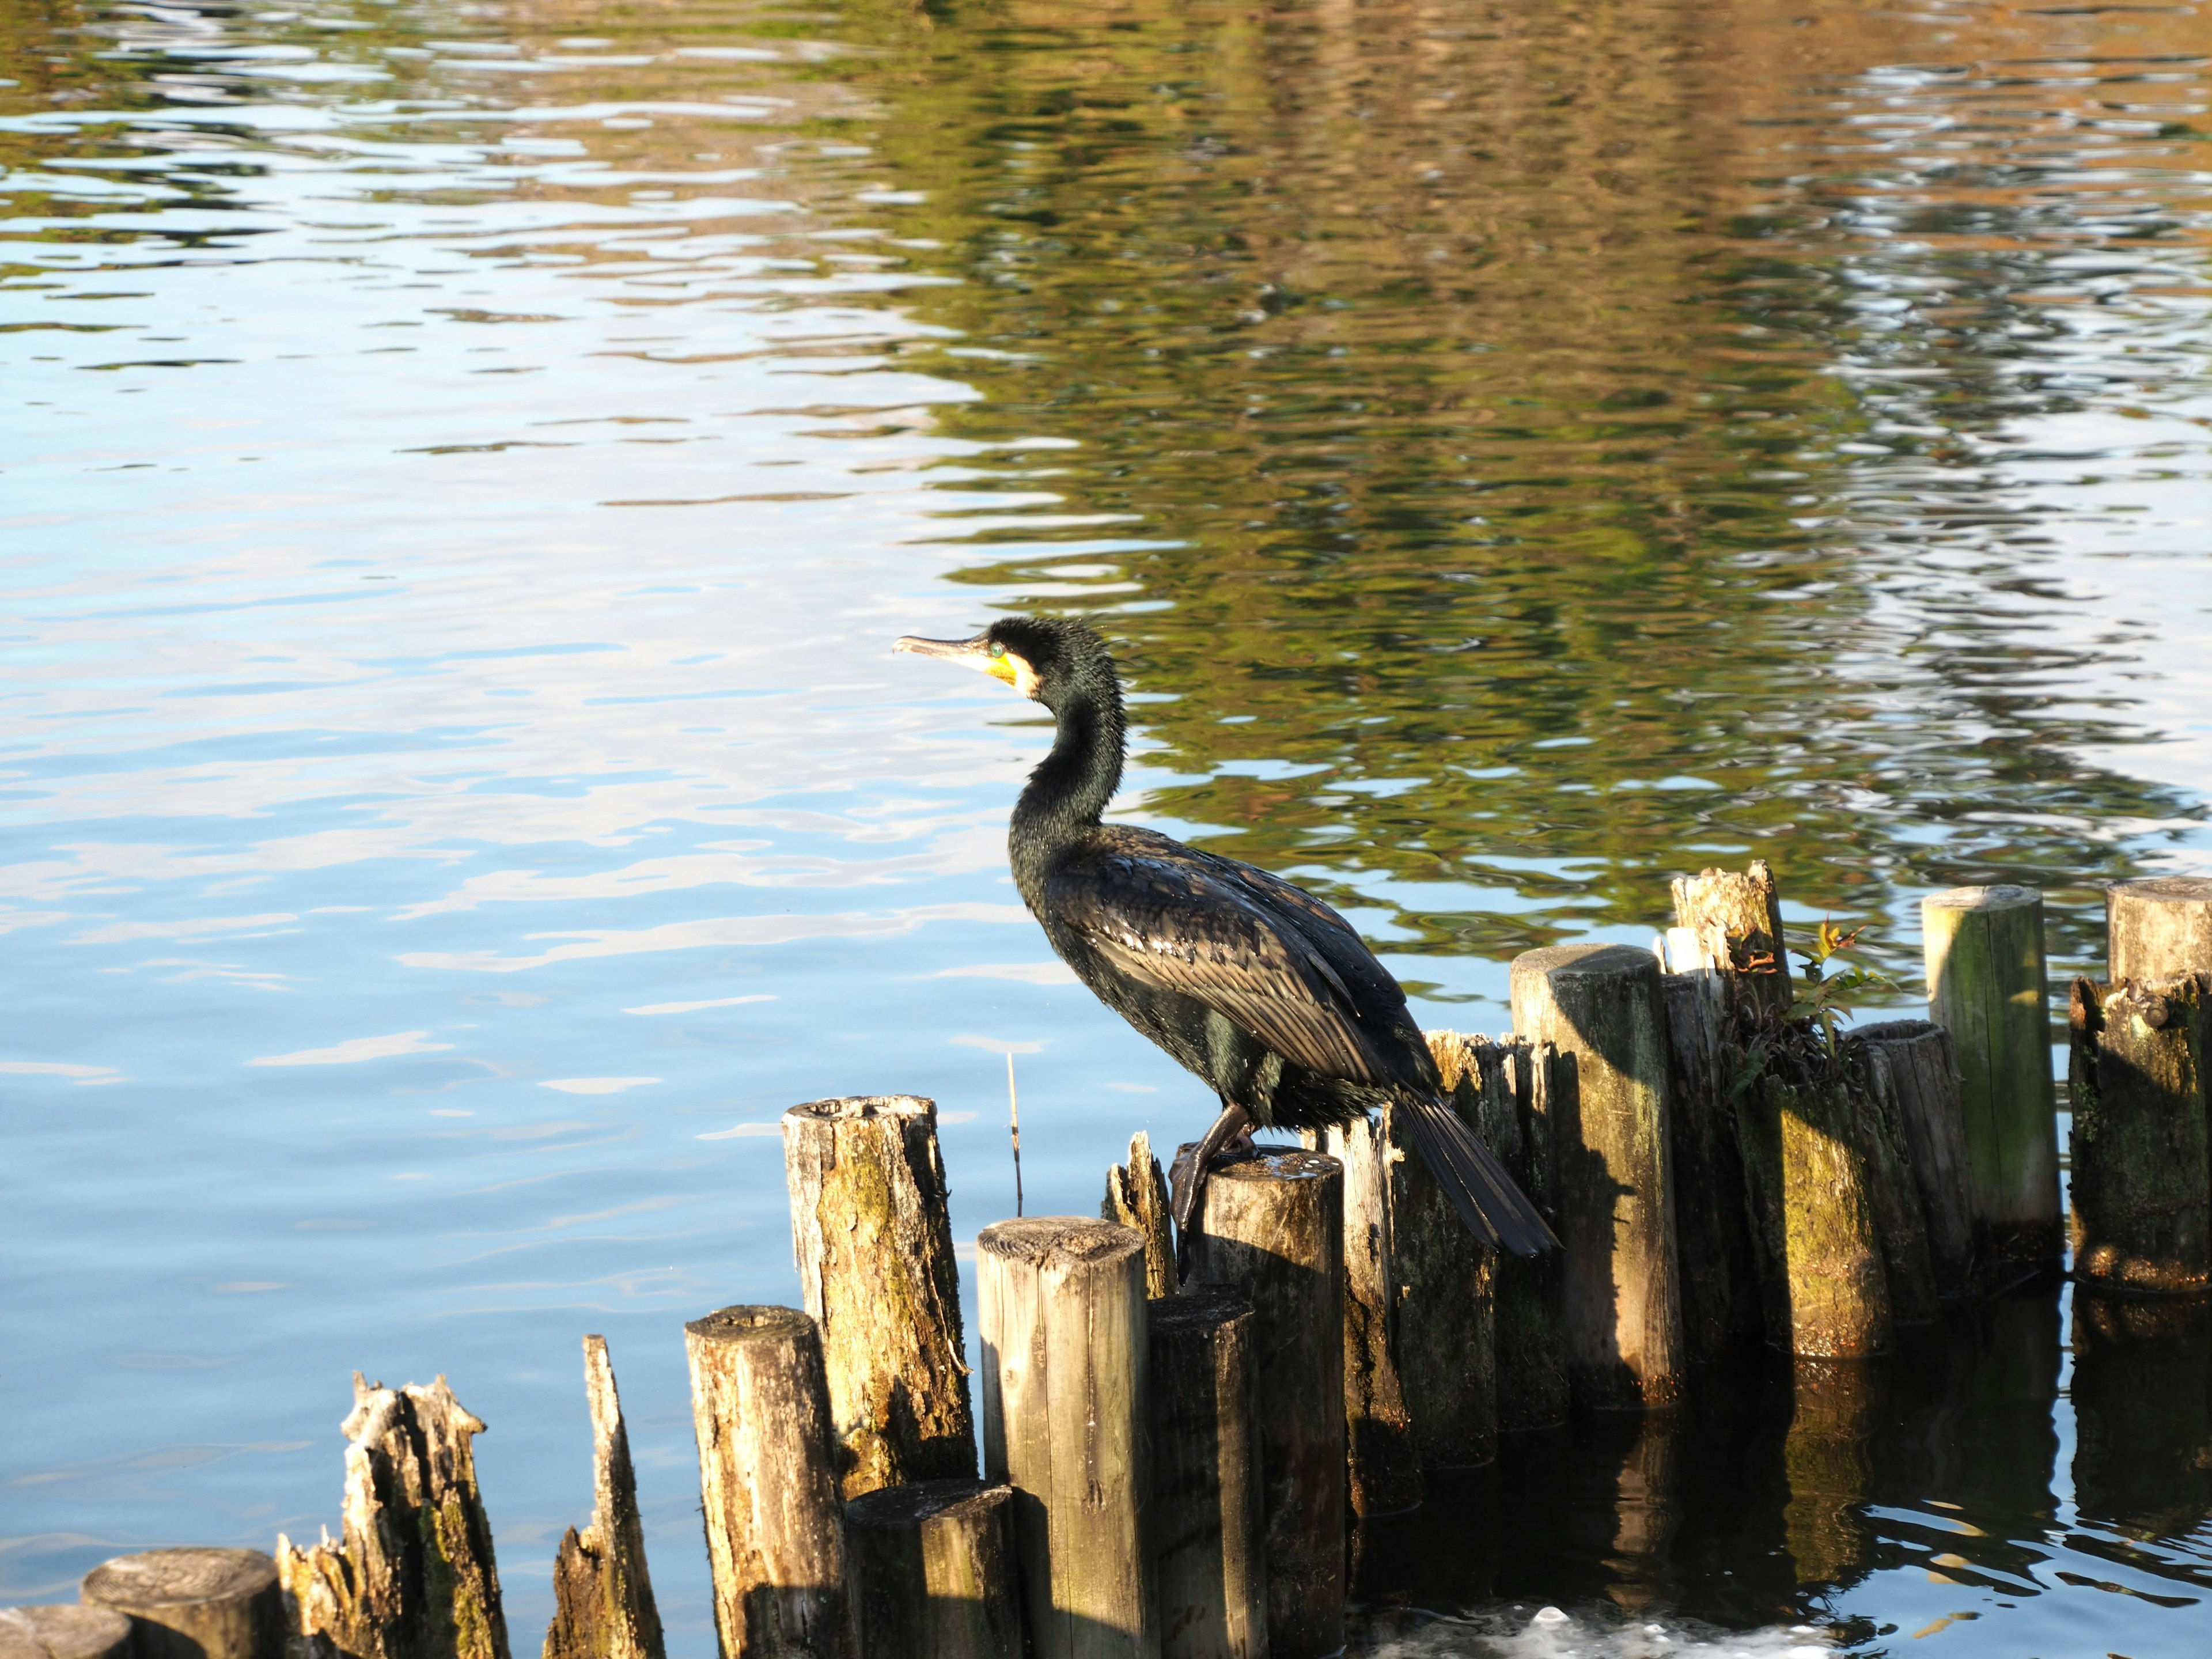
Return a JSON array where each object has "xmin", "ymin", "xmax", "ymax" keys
[{"xmin": 1395, "ymin": 1090, "xmax": 1560, "ymax": 1257}]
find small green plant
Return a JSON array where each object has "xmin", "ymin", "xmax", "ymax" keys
[{"xmin": 1797, "ymin": 918, "xmax": 1900, "ymax": 1056}]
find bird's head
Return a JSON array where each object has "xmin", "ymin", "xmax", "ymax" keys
[{"xmin": 894, "ymin": 616, "xmax": 1118, "ymax": 715}]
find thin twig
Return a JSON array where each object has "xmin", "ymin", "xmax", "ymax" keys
[{"xmin": 1007, "ymin": 1051, "xmax": 1024, "ymax": 1218}]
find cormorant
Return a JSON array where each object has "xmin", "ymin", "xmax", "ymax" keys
[{"xmin": 895, "ymin": 616, "xmax": 1558, "ymax": 1256}]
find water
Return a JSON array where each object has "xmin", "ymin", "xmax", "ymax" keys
[{"xmin": 3, "ymin": 0, "xmax": 2209, "ymax": 1652}]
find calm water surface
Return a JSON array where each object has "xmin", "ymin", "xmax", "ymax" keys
[{"xmin": 3, "ymin": 0, "xmax": 2209, "ymax": 1653}]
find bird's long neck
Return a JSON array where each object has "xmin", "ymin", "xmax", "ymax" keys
[{"xmin": 1010, "ymin": 673, "xmax": 1124, "ymax": 897}]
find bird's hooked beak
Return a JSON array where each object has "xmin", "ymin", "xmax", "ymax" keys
[{"xmin": 894, "ymin": 631, "xmax": 1039, "ymax": 698}]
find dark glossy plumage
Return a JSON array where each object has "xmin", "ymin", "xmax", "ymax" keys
[{"xmin": 895, "ymin": 615, "xmax": 1557, "ymax": 1256}]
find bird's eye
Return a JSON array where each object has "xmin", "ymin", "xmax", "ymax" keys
[{"xmin": 989, "ymin": 642, "xmax": 1005, "ymax": 658}]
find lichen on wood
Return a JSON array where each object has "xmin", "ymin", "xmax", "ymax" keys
[{"xmin": 543, "ymin": 1338, "xmax": 665, "ymax": 1659}]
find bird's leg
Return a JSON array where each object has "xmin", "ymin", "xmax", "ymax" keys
[{"xmin": 1170, "ymin": 1099, "xmax": 1255, "ymax": 1241}]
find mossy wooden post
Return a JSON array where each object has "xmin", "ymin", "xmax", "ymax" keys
[
  {"xmin": 0, "ymin": 1609, "xmax": 130, "ymax": 1659},
  {"xmin": 783, "ymin": 1096, "xmax": 975, "ymax": 1500},
  {"xmin": 2108, "ymin": 876, "xmax": 2212, "ymax": 982},
  {"xmin": 274, "ymin": 1376, "xmax": 510, "ymax": 1659},
  {"xmin": 82, "ymin": 1552, "xmax": 281, "ymax": 1659},
  {"xmin": 844, "ymin": 1480, "xmax": 1022, "ymax": 1659},
  {"xmin": 976, "ymin": 1218, "xmax": 1156, "ymax": 1659},
  {"xmin": 1671, "ymin": 861, "xmax": 1793, "ymax": 1013},
  {"xmin": 1181, "ymin": 1149, "xmax": 1345, "ymax": 1659},
  {"xmin": 2068, "ymin": 975, "xmax": 2212, "ymax": 1296},
  {"xmin": 1103, "ymin": 1131, "xmax": 1177, "ymax": 1300},
  {"xmin": 1147, "ymin": 1286, "xmax": 1267, "ymax": 1659},
  {"xmin": 544, "ymin": 1336, "xmax": 665, "ymax": 1659},
  {"xmin": 1307, "ymin": 1112, "xmax": 1422, "ymax": 1516},
  {"xmin": 1660, "ymin": 967, "xmax": 1765, "ymax": 1361},
  {"xmin": 1743, "ymin": 1073, "xmax": 1894, "ymax": 1358},
  {"xmin": 1509, "ymin": 944, "xmax": 1684, "ymax": 1410},
  {"xmin": 684, "ymin": 1307, "xmax": 850, "ymax": 1659},
  {"xmin": 1850, "ymin": 1020, "xmax": 1977, "ymax": 1300},
  {"xmin": 1923, "ymin": 886, "xmax": 2059, "ymax": 1267}
]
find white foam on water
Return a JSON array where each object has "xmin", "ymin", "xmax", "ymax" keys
[{"xmin": 1351, "ymin": 1603, "xmax": 1842, "ymax": 1659}]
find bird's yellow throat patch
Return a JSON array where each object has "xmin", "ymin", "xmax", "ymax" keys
[{"xmin": 991, "ymin": 652, "xmax": 1041, "ymax": 698}]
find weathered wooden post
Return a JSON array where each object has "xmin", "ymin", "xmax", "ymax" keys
[
  {"xmin": 0, "ymin": 1608, "xmax": 131, "ymax": 1659},
  {"xmin": 1923, "ymin": 886, "xmax": 2060, "ymax": 1267},
  {"xmin": 1741, "ymin": 1070, "xmax": 1895, "ymax": 1358},
  {"xmin": 1850, "ymin": 1020, "xmax": 1977, "ymax": 1300},
  {"xmin": 2107, "ymin": 876, "xmax": 2212, "ymax": 982},
  {"xmin": 1412, "ymin": 1033, "xmax": 1512, "ymax": 1454},
  {"xmin": 1659, "ymin": 966, "xmax": 1766, "ymax": 1359},
  {"xmin": 544, "ymin": 1336, "xmax": 665, "ymax": 1659},
  {"xmin": 977, "ymin": 1218, "xmax": 1156, "ymax": 1659},
  {"xmin": 1147, "ymin": 1285, "xmax": 1267, "ymax": 1659},
  {"xmin": 2068, "ymin": 975, "xmax": 2212, "ymax": 1295},
  {"xmin": 1671, "ymin": 861, "xmax": 1793, "ymax": 1011},
  {"xmin": 81, "ymin": 1553, "xmax": 280, "ymax": 1659},
  {"xmin": 844, "ymin": 1481, "xmax": 1023, "ymax": 1659},
  {"xmin": 275, "ymin": 1376, "xmax": 510, "ymax": 1659},
  {"xmin": 684, "ymin": 1306, "xmax": 850, "ymax": 1659},
  {"xmin": 1103, "ymin": 1130, "xmax": 1178, "ymax": 1299},
  {"xmin": 783, "ymin": 1096, "xmax": 976, "ymax": 1499},
  {"xmin": 1508, "ymin": 944, "xmax": 1684, "ymax": 1410},
  {"xmin": 1480, "ymin": 1037, "xmax": 1571, "ymax": 1433},
  {"xmin": 1180, "ymin": 1149, "xmax": 1346, "ymax": 1659},
  {"xmin": 1307, "ymin": 1113, "xmax": 1422, "ymax": 1516}
]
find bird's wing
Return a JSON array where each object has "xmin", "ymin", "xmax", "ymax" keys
[{"xmin": 1047, "ymin": 830, "xmax": 1403, "ymax": 1085}]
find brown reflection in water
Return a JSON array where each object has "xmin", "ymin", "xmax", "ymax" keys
[{"xmin": 2072, "ymin": 1288, "xmax": 2212, "ymax": 1544}]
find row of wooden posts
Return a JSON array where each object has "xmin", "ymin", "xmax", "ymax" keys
[{"xmin": 19, "ymin": 868, "xmax": 2212, "ymax": 1659}]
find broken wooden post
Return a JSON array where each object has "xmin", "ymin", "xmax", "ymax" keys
[
  {"xmin": 1410, "ymin": 1033, "xmax": 1508, "ymax": 1455},
  {"xmin": 1147, "ymin": 1285, "xmax": 1267, "ymax": 1659},
  {"xmin": 1671, "ymin": 861, "xmax": 1793, "ymax": 1013},
  {"xmin": 844, "ymin": 1480, "xmax": 1022, "ymax": 1659},
  {"xmin": 544, "ymin": 1336, "xmax": 665, "ymax": 1659},
  {"xmin": 1660, "ymin": 965, "xmax": 1766, "ymax": 1360},
  {"xmin": 1307, "ymin": 1112, "xmax": 1421, "ymax": 1516},
  {"xmin": 82, "ymin": 1551, "xmax": 281, "ymax": 1659},
  {"xmin": 976, "ymin": 1218, "xmax": 1155, "ymax": 1659},
  {"xmin": 1479, "ymin": 1036, "xmax": 1571, "ymax": 1433},
  {"xmin": 1103, "ymin": 1130, "xmax": 1177, "ymax": 1299},
  {"xmin": 275, "ymin": 1377, "xmax": 510, "ymax": 1659},
  {"xmin": 0, "ymin": 1609, "xmax": 131, "ymax": 1659},
  {"xmin": 684, "ymin": 1307, "xmax": 850, "ymax": 1659},
  {"xmin": 1923, "ymin": 885, "xmax": 2060, "ymax": 1267},
  {"xmin": 1508, "ymin": 944, "xmax": 1685, "ymax": 1410},
  {"xmin": 2107, "ymin": 876, "xmax": 2212, "ymax": 982},
  {"xmin": 1850, "ymin": 1020, "xmax": 1977, "ymax": 1300},
  {"xmin": 1180, "ymin": 1148, "xmax": 1345, "ymax": 1659},
  {"xmin": 2068, "ymin": 974, "xmax": 2212, "ymax": 1296},
  {"xmin": 783, "ymin": 1095, "xmax": 975, "ymax": 1500}
]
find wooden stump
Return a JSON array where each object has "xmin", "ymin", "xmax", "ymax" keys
[
  {"xmin": 1660, "ymin": 968, "xmax": 1766, "ymax": 1360},
  {"xmin": 1851, "ymin": 1056, "xmax": 1940, "ymax": 1329},
  {"xmin": 2107, "ymin": 876, "xmax": 2212, "ymax": 982},
  {"xmin": 1483, "ymin": 1037, "xmax": 1570, "ymax": 1433},
  {"xmin": 1509, "ymin": 944, "xmax": 1685, "ymax": 1410},
  {"xmin": 0, "ymin": 1609, "xmax": 131, "ymax": 1659},
  {"xmin": 274, "ymin": 1376, "xmax": 510, "ymax": 1659},
  {"xmin": 845, "ymin": 1481, "xmax": 1022, "ymax": 1659},
  {"xmin": 544, "ymin": 1336, "xmax": 665, "ymax": 1659},
  {"xmin": 85, "ymin": 1551, "xmax": 280, "ymax": 1659},
  {"xmin": 1743, "ymin": 1076, "xmax": 1893, "ymax": 1359},
  {"xmin": 2068, "ymin": 975, "xmax": 2212, "ymax": 1296},
  {"xmin": 1147, "ymin": 1286, "xmax": 1267, "ymax": 1659},
  {"xmin": 1410, "ymin": 1033, "xmax": 1509, "ymax": 1456},
  {"xmin": 1103, "ymin": 1131, "xmax": 1177, "ymax": 1300},
  {"xmin": 1307, "ymin": 1113, "xmax": 1421, "ymax": 1515},
  {"xmin": 1180, "ymin": 1150, "xmax": 1345, "ymax": 1659},
  {"xmin": 1671, "ymin": 861, "xmax": 1793, "ymax": 1013},
  {"xmin": 684, "ymin": 1307, "xmax": 849, "ymax": 1659},
  {"xmin": 1850, "ymin": 1020, "xmax": 1977, "ymax": 1300},
  {"xmin": 976, "ymin": 1218, "xmax": 1155, "ymax": 1659},
  {"xmin": 783, "ymin": 1095, "xmax": 975, "ymax": 1500},
  {"xmin": 1923, "ymin": 885, "xmax": 2060, "ymax": 1266}
]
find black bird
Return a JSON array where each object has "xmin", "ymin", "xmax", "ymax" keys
[{"xmin": 895, "ymin": 616, "xmax": 1558, "ymax": 1256}]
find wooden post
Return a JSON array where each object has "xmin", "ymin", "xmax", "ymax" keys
[
  {"xmin": 1103, "ymin": 1131, "xmax": 1177, "ymax": 1300},
  {"xmin": 1307, "ymin": 1113, "xmax": 1422, "ymax": 1516},
  {"xmin": 1508, "ymin": 944, "xmax": 1684, "ymax": 1410},
  {"xmin": 0, "ymin": 1609, "xmax": 131, "ymax": 1659},
  {"xmin": 684, "ymin": 1306, "xmax": 850, "ymax": 1659},
  {"xmin": 275, "ymin": 1376, "xmax": 510, "ymax": 1659},
  {"xmin": 544, "ymin": 1336, "xmax": 665, "ymax": 1659},
  {"xmin": 1180, "ymin": 1150, "xmax": 1345, "ymax": 1659},
  {"xmin": 2068, "ymin": 975, "xmax": 2212, "ymax": 1296},
  {"xmin": 1147, "ymin": 1285, "xmax": 1267, "ymax": 1659},
  {"xmin": 2108, "ymin": 876, "xmax": 2212, "ymax": 982},
  {"xmin": 783, "ymin": 1096, "xmax": 975, "ymax": 1500},
  {"xmin": 844, "ymin": 1481, "xmax": 1022, "ymax": 1659},
  {"xmin": 1474, "ymin": 1036, "xmax": 1570, "ymax": 1434},
  {"xmin": 84, "ymin": 1551, "xmax": 281, "ymax": 1659},
  {"xmin": 1742, "ymin": 1074, "xmax": 1894, "ymax": 1358},
  {"xmin": 1671, "ymin": 861, "xmax": 1793, "ymax": 1012},
  {"xmin": 976, "ymin": 1218, "xmax": 1156, "ymax": 1659},
  {"xmin": 1923, "ymin": 885, "xmax": 2060, "ymax": 1266},
  {"xmin": 1849, "ymin": 1020, "xmax": 1977, "ymax": 1300},
  {"xmin": 1411, "ymin": 1033, "xmax": 1508, "ymax": 1455},
  {"xmin": 1660, "ymin": 967, "xmax": 1766, "ymax": 1360}
]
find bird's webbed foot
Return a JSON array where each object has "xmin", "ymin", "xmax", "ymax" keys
[{"xmin": 1169, "ymin": 1101, "xmax": 1256, "ymax": 1244}]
